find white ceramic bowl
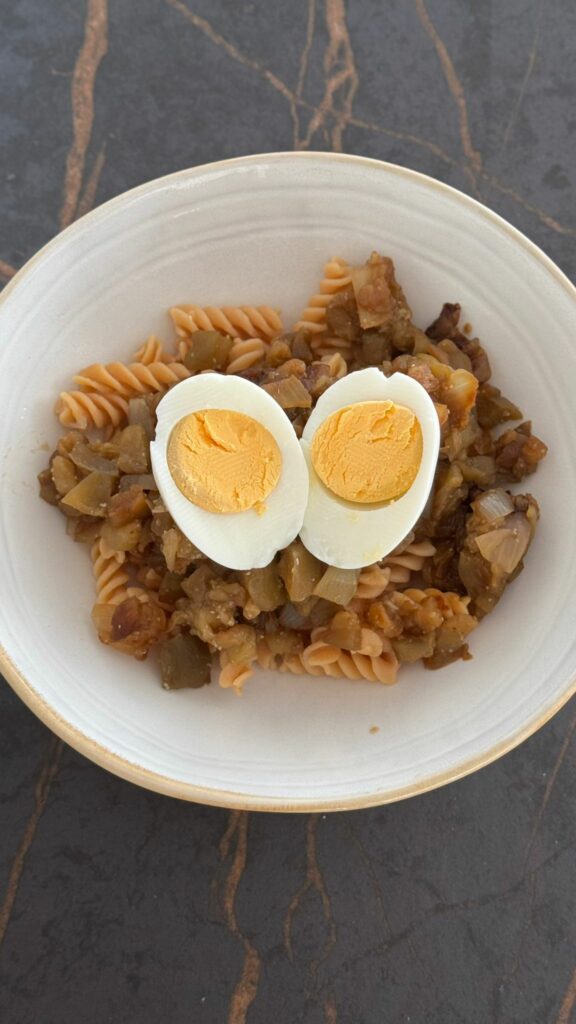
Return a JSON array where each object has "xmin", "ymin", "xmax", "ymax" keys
[{"xmin": 1, "ymin": 153, "xmax": 575, "ymax": 811}]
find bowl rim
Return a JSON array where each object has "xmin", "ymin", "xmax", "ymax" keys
[{"xmin": 2, "ymin": 150, "xmax": 575, "ymax": 812}]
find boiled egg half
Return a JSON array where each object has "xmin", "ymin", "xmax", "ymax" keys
[
  {"xmin": 300, "ymin": 368, "xmax": 440, "ymax": 568},
  {"xmin": 151, "ymin": 375, "xmax": 309, "ymax": 569}
]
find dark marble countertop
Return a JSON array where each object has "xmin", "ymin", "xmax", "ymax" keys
[{"xmin": 1, "ymin": 2, "xmax": 576, "ymax": 1022}]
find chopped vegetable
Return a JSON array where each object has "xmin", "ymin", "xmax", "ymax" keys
[
  {"xmin": 60, "ymin": 471, "xmax": 114, "ymax": 517},
  {"xmin": 325, "ymin": 286, "xmax": 361, "ymax": 341},
  {"xmin": 93, "ymin": 597, "xmax": 166, "ymax": 659},
  {"xmin": 117, "ymin": 424, "xmax": 150, "ymax": 474},
  {"xmin": 313, "ymin": 565, "xmax": 360, "ymax": 605},
  {"xmin": 51, "ymin": 455, "xmax": 77, "ymax": 497},
  {"xmin": 101, "ymin": 518, "xmax": 142, "ymax": 552},
  {"xmin": 239, "ymin": 562, "xmax": 286, "ymax": 612},
  {"xmin": 183, "ymin": 330, "xmax": 233, "ymax": 372},
  {"xmin": 321, "ymin": 610, "xmax": 362, "ymax": 651},
  {"xmin": 108, "ymin": 485, "xmax": 150, "ymax": 526},
  {"xmin": 69, "ymin": 441, "xmax": 119, "ymax": 476},
  {"xmin": 261, "ymin": 375, "xmax": 312, "ymax": 409},
  {"xmin": 392, "ymin": 634, "xmax": 435, "ymax": 663},
  {"xmin": 38, "ymin": 467, "xmax": 59, "ymax": 506},
  {"xmin": 278, "ymin": 540, "xmax": 324, "ymax": 601},
  {"xmin": 118, "ymin": 473, "xmax": 157, "ymax": 491},
  {"xmin": 128, "ymin": 397, "xmax": 155, "ymax": 439},
  {"xmin": 476, "ymin": 384, "xmax": 522, "ymax": 429},
  {"xmin": 158, "ymin": 634, "xmax": 212, "ymax": 689}
]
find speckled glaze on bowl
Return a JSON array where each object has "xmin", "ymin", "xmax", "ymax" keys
[{"xmin": 1, "ymin": 153, "xmax": 575, "ymax": 812}]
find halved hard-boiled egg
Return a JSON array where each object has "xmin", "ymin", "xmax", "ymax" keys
[
  {"xmin": 300, "ymin": 368, "xmax": 440, "ymax": 568},
  {"xmin": 151, "ymin": 375, "xmax": 309, "ymax": 569}
]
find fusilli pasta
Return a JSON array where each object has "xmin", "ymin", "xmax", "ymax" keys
[
  {"xmin": 56, "ymin": 391, "xmax": 129, "ymax": 431},
  {"xmin": 91, "ymin": 538, "xmax": 130, "ymax": 605},
  {"xmin": 170, "ymin": 304, "xmax": 282, "ymax": 342},
  {"xmin": 294, "ymin": 257, "xmax": 351, "ymax": 336},
  {"xmin": 313, "ymin": 335, "xmax": 354, "ymax": 359},
  {"xmin": 391, "ymin": 587, "xmax": 471, "ymax": 619},
  {"xmin": 352, "ymin": 542, "xmax": 437, "ymax": 600},
  {"xmin": 355, "ymin": 565, "xmax": 392, "ymax": 601},
  {"xmin": 276, "ymin": 652, "xmax": 327, "ymax": 677},
  {"xmin": 73, "ymin": 360, "xmax": 190, "ymax": 398},
  {"xmin": 384, "ymin": 540, "xmax": 437, "ymax": 574},
  {"xmin": 281, "ymin": 640, "xmax": 399, "ymax": 685},
  {"xmin": 218, "ymin": 655, "xmax": 253, "ymax": 694},
  {"xmin": 225, "ymin": 335, "xmax": 268, "ymax": 372},
  {"xmin": 318, "ymin": 352, "xmax": 348, "ymax": 379},
  {"xmin": 133, "ymin": 335, "xmax": 167, "ymax": 365},
  {"xmin": 225, "ymin": 337, "xmax": 267, "ymax": 374}
]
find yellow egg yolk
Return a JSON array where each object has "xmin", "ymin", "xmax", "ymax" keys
[
  {"xmin": 167, "ymin": 409, "xmax": 282, "ymax": 514},
  {"xmin": 310, "ymin": 400, "xmax": 423, "ymax": 504}
]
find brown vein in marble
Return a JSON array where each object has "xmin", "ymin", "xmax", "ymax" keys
[
  {"xmin": 59, "ymin": 0, "xmax": 108, "ymax": 230},
  {"xmin": 348, "ymin": 115, "xmax": 460, "ymax": 169},
  {"xmin": 163, "ymin": 0, "xmax": 574, "ymax": 244},
  {"xmin": 166, "ymin": 0, "xmax": 296, "ymax": 110},
  {"xmin": 346, "ymin": 119, "xmax": 576, "ymax": 241},
  {"xmin": 414, "ymin": 0, "xmax": 482, "ymax": 190},
  {"xmin": 165, "ymin": 0, "xmax": 442, "ymax": 169},
  {"xmin": 487, "ymin": 175, "xmax": 576, "ymax": 238},
  {"xmin": 347, "ymin": 119, "xmax": 576, "ymax": 239},
  {"xmin": 324, "ymin": 996, "xmax": 338, "ymax": 1023},
  {"xmin": 218, "ymin": 812, "xmax": 261, "ymax": 1024},
  {"xmin": 297, "ymin": 0, "xmax": 317, "ymax": 102},
  {"xmin": 219, "ymin": 809, "xmax": 242, "ymax": 861},
  {"xmin": 300, "ymin": 0, "xmax": 358, "ymax": 152},
  {"xmin": 293, "ymin": 0, "xmax": 317, "ymax": 148},
  {"xmin": 343, "ymin": 818, "xmax": 437, "ymax": 992},
  {"xmin": 284, "ymin": 814, "xmax": 337, "ymax": 985},
  {"xmin": 0, "ymin": 260, "xmax": 16, "ymax": 282},
  {"xmin": 343, "ymin": 819, "xmax": 389, "ymax": 928},
  {"xmin": 342, "ymin": 844, "xmax": 576, "ymax": 979},
  {"xmin": 75, "ymin": 142, "xmax": 107, "ymax": 221},
  {"xmin": 0, "ymin": 736, "xmax": 64, "ymax": 948},
  {"xmin": 156, "ymin": 0, "xmax": 576, "ymax": 250},
  {"xmin": 556, "ymin": 964, "xmax": 576, "ymax": 1024},
  {"xmin": 499, "ymin": 0, "xmax": 545, "ymax": 157}
]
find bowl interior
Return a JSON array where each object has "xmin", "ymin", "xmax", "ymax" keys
[{"xmin": 1, "ymin": 153, "xmax": 575, "ymax": 810}]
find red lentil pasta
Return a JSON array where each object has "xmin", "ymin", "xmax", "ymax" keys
[{"xmin": 38, "ymin": 252, "xmax": 548, "ymax": 695}]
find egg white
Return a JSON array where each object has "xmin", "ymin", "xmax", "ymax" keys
[
  {"xmin": 151, "ymin": 375, "xmax": 309, "ymax": 570},
  {"xmin": 299, "ymin": 368, "xmax": 440, "ymax": 569}
]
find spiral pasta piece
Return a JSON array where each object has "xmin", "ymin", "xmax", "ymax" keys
[
  {"xmin": 314, "ymin": 335, "xmax": 354, "ymax": 358},
  {"xmin": 277, "ymin": 652, "xmax": 328, "ymax": 677},
  {"xmin": 170, "ymin": 304, "xmax": 282, "ymax": 341},
  {"xmin": 394, "ymin": 587, "xmax": 471, "ymax": 617},
  {"xmin": 384, "ymin": 540, "xmax": 437, "ymax": 574},
  {"xmin": 294, "ymin": 257, "xmax": 351, "ymax": 335},
  {"xmin": 218, "ymin": 657, "xmax": 253, "ymax": 694},
  {"xmin": 91, "ymin": 538, "xmax": 130, "ymax": 605},
  {"xmin": 72, "ymin": 360, "xmax": 190, "ymax": 398},
  {"xmin": 133, "ymin": 335, "xmax": 167, "ymax": 365},
  {"xmin": 226, "ymin": 337, "xmax": 267, "ymax": 374},
  {"xmin": 355, "ymin": 565, "xmax": 392, "ymax": 601},
  {"xmin": 309, "ymin": 626, "xmax": 391, "ymax": 659},
  {"xmin": 255, "ymin": 640, "xmax": 277, "ymax": 671},
  {"xmin": 318, "ymin": 352, "xmax": 348, "ymax": 379},
  {"xmin": 307, "ymin": 642, "xmax": 398, "ymax": 683},
  {"xmin": 56, "ymin": 391, "xmax": 129, "ymax": 431},
  {"xmin": 281, "ymin": 641, "xmax": 398, "ymax": 684},
  {"xmin": 357, "ymin": 628, "xmax": 385, "ymax": 657}
]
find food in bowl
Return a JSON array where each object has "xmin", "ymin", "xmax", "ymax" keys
[{"xmin": 38, "ymin": 252, "xmax": 547, "ymax": 694}]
